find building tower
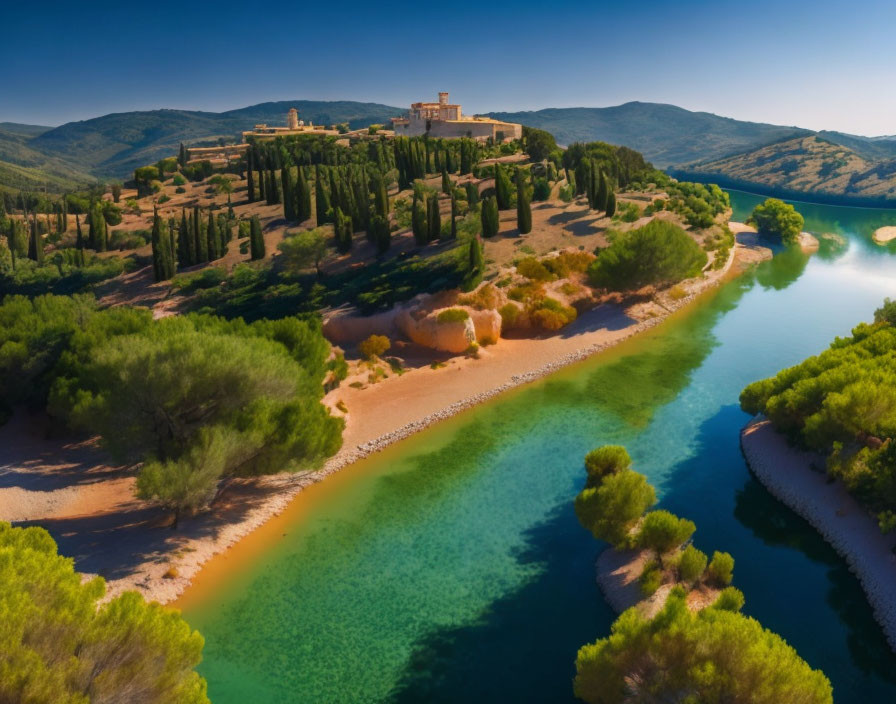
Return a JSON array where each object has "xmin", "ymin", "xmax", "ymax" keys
[
  {"xmin": 438, "ymin": 92, "xmax": 449, "ymax": 106},
  {"xmin": 287, "ymin": 108, "xmax": 299, "ymax": 130}
]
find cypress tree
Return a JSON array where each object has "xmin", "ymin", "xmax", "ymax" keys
[
  {"xmin": 75, "ymin": 214, "xmax": 83, "ymax": 250},
  {"xmin": 441, "ymin": 169, "xmax": 451, "ymax": 194},
  {"xmin": 178, "ymin": 142, "xmax": 187, "ymax": 167},
  {"xmin": 466, "ymin": 182, "xmax": 479, "ymax": 208},
  {"xmin": 465, "ymin": 235, "xmax": 484, "ymax": 290},
  {"xmin": 282, "ymin": 167, "xmax": 295, "ymax": 220},
  {"xmin": 516, "ymin": 169, "xmax": 532, "ymax": 235},
  {"xmin": 596, "ymin": 170, "xmax": 609, "ymax": 212},
  {"xmin": 370, "ymin": 214, "xmax": 390, "ymax": 254},
  {"xmin": 258, "ymin": 153, "xmax": 267, "ymax": 202},
  {"xmin": 315, "ymin": 167, "xmax": 331, "ymax": 225},
  {"xmin": 207, "ymin": 211, "xmax": 219, "ymax": 260},
  {"xmin": 268, "ymin": 167, "xmax": 280, "ymax": 205},
  {"xmin": 93, "ymin": 204, "xmax": 107, "ymax": 252},
  {"xmin": 178, "ymin": 209, "xmax": 191, "ymax": 266},
  {"xmin": 495, "ymin": 162, "xmax": 512, "ymax": 210},
  {"xmin": 168, "ymin": 216, "xmax": 178, "ymax": 267},
  {"xmin": 246, "ymin": 148, "xmax": 256, "ymax": 202},
  {"xmin": 160, "ymin": 219, "xmax": 175, "ymax": 280},
  {"xmin": 249, "ymin": 215, "xmax": 265, "ymax": 260},
  {"xmin": 427, "ymin": 193, "xmax": 441, "ymax": 242},
  {"xmin": 151, "ymin": 209, "xmax": 163, "ymax": 281},
  {"xmin": 334, "ymin": 207, "xmax": 352, "ymax": 254},
  {"xmin": 62, "ymin": 200, "xmax": 68, "ymax": 231},
  {"xmin": 28, "ymin": 218, "xmax": 43, "ymax": 263},
  {"xmin": 372, "ymin": 172, "xmax": 389, "ymax": 220},
  {"xmin": 295, "ymin": 167, "xmax": 310, "ymax": 222},
  {"xmin": 481, "ymin": 196, "xmax": 499, "ymax": 237},
  {"xmin": 412, "ymin": 187, "xmax": 427, "ymax": 246},
  {"xmin": 605, "ymin": 190, "xmax": 617, "ymax": 218},
  {"xmin": 193, "ymin": 206, "xmax": 207, "ymax": 263},
  {"xmin": 449, "ymin": 192, "xmax": 457, "ymax": 240}
]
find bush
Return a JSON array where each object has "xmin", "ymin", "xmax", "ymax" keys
[
  {"xmin": 706, "ymin": 551, "xmax": 735, "ymax": 586},
  {"xmin": 359, "ymin": 334, "xmax": 390, "ymax": 360},
  {"xmin": 588, "ymin": 219, "xmax": 708, "ymax": 291},
  {"xmin": 437, "ymin": 308, "xmax": 469, "ymax": 324},
  {"xmin": 713, "ymin": 586, "xmax": 746, "ymax": 612},
  {"xmin": 584, "ymin": 445, "xmax": 631, "ymax": 487},
  {"xmin": 175, "ymin": 186, "xmax": 186, "ymax": 194},
  {"xmin": 530, "ymin": 297, "xmax": 577, "ymax": 330},
  {"xmin": 749, "ymin": 198, "xmax": 804, "ymax": 244},
  {"xmin": 172, "ymin": 173, "xmax": 186, "ymax": 186},
  {"xmin": 499, "ymin": 303, "xmax": 520, "ymax": 330},
  {"xmin": 636, "ymin": 510, "xmax": 696, "ymax": 555},
  {"xmin": 157, "ymin": 194, "xmax": 171, "ymax": 204},
  {"xmin": 677, "ymin": 544, "xmax": 708, "ymax": 582},
  {"xmin": 516, "ymin": 256, "xmax": 554, "ymax": 281},
  {"xmin": 639, "ymin": 559, "xmax": 663, "ymax": 596},
  {"xmin": 543, "ymin": 250, "xmax": 594, "ymax": 277}
]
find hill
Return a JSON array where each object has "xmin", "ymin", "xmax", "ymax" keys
[
  {"xmin": 0, "ymin": 123, "xmax": 95, "ymax": 194},
  {"xmin": 485, "ymin": 102, "xmax": 811, "ymax": 166},
  {"xmin": 673, "ymin": 135, "xmax": 896, "ymax": 204},
  {"xmin": 27, "ymin": 100, "xmax": 402, "ymax": 182}
]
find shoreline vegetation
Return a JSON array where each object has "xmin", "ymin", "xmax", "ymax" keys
[
  {"xmin": 741, "ymin": 418, "xmax": 896, "ymax": 652},
  {"xmin": 136, "ymin": 227, "xmax": 755, "ymax": 606},
  {"xmin": 572, "ymin": 445, "xmax": 832, "ymax": 703}
]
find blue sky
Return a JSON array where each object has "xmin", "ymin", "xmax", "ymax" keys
[{"xmin": 3, "ymin": 0, "xmax": 895, "ymax": 135}]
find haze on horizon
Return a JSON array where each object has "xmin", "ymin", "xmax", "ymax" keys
[{"xmin": 4, "ymin": 0, "xmax": 895, "ymax": 137}]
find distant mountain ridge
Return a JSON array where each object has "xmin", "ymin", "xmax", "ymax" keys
[
  {"xmin": 7, "ymin": 99, "xmax": 896, "ymax": 204},
  {"xmin": 671, "ymin": 134, "xmax": 896, "ymax": 205},
  {"xmin": 0, "ymin": 100, "xmax": 403, "ymax": 190}
]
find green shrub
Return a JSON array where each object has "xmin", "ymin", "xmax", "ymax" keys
[
  {"xmin": 530, "ymin": 296, "xmax": 577, "ymax": 330},
  {"xmin": 172, "ymin": 173, "xmax": 186, "ymax": 186},
  {"xmin": 437, "ymin": 308, "xmax": 470, "ymax": 324},
  {"xmin": 583, "ymin": 445, "xmax": 631, "ymax": 487},
  {"xmin": 639, "ymin": 559, "xmax": 663, "ymax": 597},
  {"xmin": 713, "ymin": 586, "xmax": 746, "ymax": 612},
  {"xmin": 677, "ymin": 544, "xmax": 708, "ymax": 582},
  {"xmin": 516, "ymin": 256, "xmax": 555, "ymax": 281},
  {"xmin": 499, "ymin": 303, "xmax": 520, "ymax": 329},
  {"xmin": 574, "ymin": 469, "xmax": 657, "ymax": 547},
  {"xmin": 588, "ymin": 219, "xmax": 707, "ymax": 291},
  {"xmin": 175, "ymin": 186, "xmax": 186, "ymax": 194},
  {"xmin": 706, "ymin": 551, "xmax": 735, "ymax": 586},
  {"xmin": 359, "ymin": 334, "xmax": 390, "ymax": 360},
  {"xmin": 636, "ymin": 510, "xmax": 696, "ymax": 555},
  {"xmin": 749, "ymin": 198, "xmax": 804, "ymax": 244}
]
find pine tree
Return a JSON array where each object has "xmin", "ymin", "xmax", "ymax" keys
[
  {"xmin": 481, "ymin": 196, "xmax": 499, "ymax": 237},
  {"xmin": 516, "ymin": 169, "xmax": 532, "ymax": 235},
  {"xmin": 207, "ymin": 211, "xmax": 219, "ymax": 260},
  {"xmin": 249, "ymin": 215, "xmax": 265, "ymax": 260},
  {"xmin": 247, "ymin": 148, "xmax": 256, "ymax": 202}
]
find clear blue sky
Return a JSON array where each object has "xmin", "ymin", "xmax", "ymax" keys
[{"xmin": 4, "ymin": 0, "xmax": 895, "ymax": 135}]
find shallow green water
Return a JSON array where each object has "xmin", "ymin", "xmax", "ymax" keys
[{"xmin": 184, "ymin": 191, "xmax": 896, "ymax": 702}]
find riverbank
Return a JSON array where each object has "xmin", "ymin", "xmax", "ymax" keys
[
  {"xmin": 741, "ymin": 417, "xmax": 896, "ymax": 652},
  {"xmin": 2, "ymin": 230, "xmax": 766, "ymax": 607}
]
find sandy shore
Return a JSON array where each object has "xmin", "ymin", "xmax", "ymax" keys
[
  {"xmin": 741, "ymin": 417, "xmax": 896, "ymax": 652},
  {"xmin": 873, "ymin": 226, "xmax": 896, "ymax": 245},
  {"xmin": 729, "ymin": 221, "xmax": 819, "ymax": 253},
  {"xmin": 2, "ymin": 230, "xmax": 766, "ymax": 606}
]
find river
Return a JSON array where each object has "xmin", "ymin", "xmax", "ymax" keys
[{"xmin": 182, "ymin": 190, "xmax": 896, "ymax": 702}]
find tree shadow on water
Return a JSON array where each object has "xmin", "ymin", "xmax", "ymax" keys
[{"xmin": 385, "ymin": 503, "xmax": 613, "ymax": 704}]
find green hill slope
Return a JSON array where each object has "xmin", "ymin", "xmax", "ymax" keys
[{"xmin": 485, "ymin": 102, "xmax": 811, "ymax": 166}]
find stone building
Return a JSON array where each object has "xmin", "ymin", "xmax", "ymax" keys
[
  {"xmin": 391, "ymin": 92, "xmax": 521, "ymax": 141},
  {"xmin": 242, "ymin": 109, "xmax": 334, "ymax": 141}
]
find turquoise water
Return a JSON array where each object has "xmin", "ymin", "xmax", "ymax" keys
[{"xmin": 184, "ymin": 191, "xmax": 896, "ymax": 702}]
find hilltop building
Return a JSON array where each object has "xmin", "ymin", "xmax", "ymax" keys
[
  {"xmin": 242, "ymin": 108, "xmax": 335, "ymax": 141},
  {"xmin": 391, "ymin": 93, "xmax": 521, "ymax": 141}
]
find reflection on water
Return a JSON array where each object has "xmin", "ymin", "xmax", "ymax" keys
[{"xmin": 184, "ymin": 190, "xmax": 896, "ymax": 703}]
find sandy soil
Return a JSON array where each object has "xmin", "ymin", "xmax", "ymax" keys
[
  {"xmin": 2, "ymin": 227, "xmax": 767, "ymax": 606},
  {"xmin": 741, "ymin": 417, "xmax": 896, "ymax": 652},
  {"xmin": 873, "ymin": 226, "xmax": 896, "ymax": 244},
  {"xmin": 730, "ymin": 221, "xmax": 818, "ymax": 253},
  {"xmin": 596, "ymin": 546, "xmax": 720, "ymax": 618}
]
